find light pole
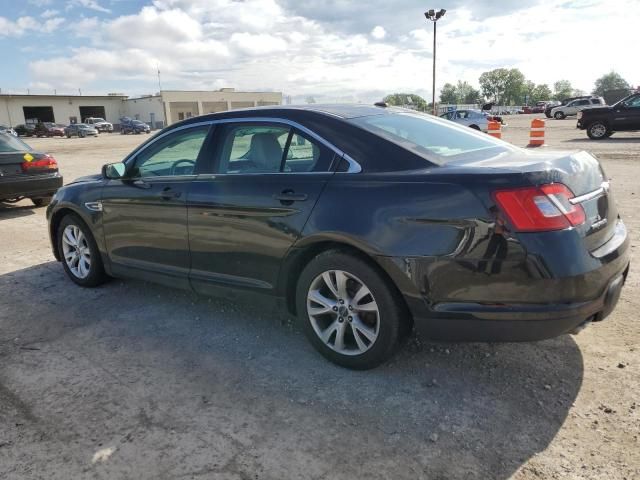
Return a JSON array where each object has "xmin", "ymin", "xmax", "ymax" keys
[{"xmin": 424, "ymin": 8, "xmax": 446, "ymax": 115}]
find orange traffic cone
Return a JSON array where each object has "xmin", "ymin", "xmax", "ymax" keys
[
  {"xmin": 487, "ymin": 120, "xmax": 501, "ymax": 139},
  {"xmin": 527, "ymin": 118, "xmax": 546, "ymax": 147}
]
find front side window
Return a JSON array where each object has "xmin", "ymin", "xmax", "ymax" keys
[
  {"xmin": 215, "ymin": 124, "xmax": 333, "ymax": 174},
  {"xmin": 351, "ymin": 112, "xmax": 511, "ymax": 165},
  {"xmin": 625, "ymin": 95, "xmax": 640, "ymax": 108},
  {"xmin": 131, "ymin": 126, "xmax": 209, "ymax": 178}
]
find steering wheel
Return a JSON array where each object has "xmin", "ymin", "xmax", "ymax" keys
[{"xmin": 170, "ymin": 159, "xmax": 196, "ymax": 176}]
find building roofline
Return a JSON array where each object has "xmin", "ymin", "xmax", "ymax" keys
[{"xmin": 0, "ymin": 94, "xmax": 128, "ymax": 99}]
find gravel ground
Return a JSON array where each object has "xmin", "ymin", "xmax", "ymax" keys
[{"xmin": 0, "ymin": 115, "xmax": 638, "ymax": 479}]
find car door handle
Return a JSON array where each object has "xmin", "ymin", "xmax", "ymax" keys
[
  {"xmin": 273, "ymin": 190, "xmax": 308, "ymax": 203},
  {"xmin": 159, "ymin": 188, "xmax": 181, "ymax": 200}
]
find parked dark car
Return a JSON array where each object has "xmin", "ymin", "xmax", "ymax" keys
[
  {"xmin": 14, "ymin": 123, "xmax": 37, "ymax": 137},
  {"xmin": 46, "ymin": 105, "xmax": 630, "ymax": 369},
  {"xmin": 0, "ymin": 132, "xmax": 62, "ymax": 207},
  {"xmin": 120, "ymin": 118, "xmax": 151, "ymax": 134},
  {"xmin": 577, "ymin": 93, "xmax": 640, "ymax": 139},
  {"xmin": 64, "ymin": 123, "xmax": 99, "ymax": 138},
  {"xmin": 531, "ymin": 101, "xmax": 548, "ymax": 113},
  {"xmin": 544, "ymin": 96, "xmax": 591, "ymax": 118}
]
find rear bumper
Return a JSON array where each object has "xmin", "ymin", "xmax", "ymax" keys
[
  {"xmin": 385, "ymin": 220, "xmax": 631, "ymax": 342},
  {"xmin": 413, "ymin": 263, "xmax": 629, "ymax": 341},
  {"xmin": 0, "ymin": 173, "xmax": 63, "ymax": 199}
]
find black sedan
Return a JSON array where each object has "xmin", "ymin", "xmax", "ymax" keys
[
  {"xmin": 0, "ymin": 133, "xmax": 62, "ymax": 207},
  {"xmin": 46, "ymin": 105, "xmax": 630, "ymax": 369}
]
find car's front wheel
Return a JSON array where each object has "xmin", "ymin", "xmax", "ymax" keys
[
  {"xmin": 554, "ymin": 111, "xmax": 565, "ymax": 119},
  {"xmin": 57, "ymin": 214, "xmax": 107, "ymax": 287},
  {"xmin": 297, "ymin": 250, "xmax": 404, "ymax": 369},
  {"xmin": 586, "ymin": 121, "xmax": 609, "ymax": 140}
]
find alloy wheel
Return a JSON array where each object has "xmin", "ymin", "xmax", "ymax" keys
[
  {"xmin": 590, "ymin": 123, "xmax": 607, "ymax": 138},
  {"xmin": 61, "ymin": 225, "xmax": 91, "ymax": 279},
  {"xmin": 306, "ymin": 270, "xmax": 380, "ymax": 356}
]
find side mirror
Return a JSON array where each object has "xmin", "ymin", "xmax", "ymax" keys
[{"xmin": 102, "ymin": 162, "xmax": 127, "ymax": 179}]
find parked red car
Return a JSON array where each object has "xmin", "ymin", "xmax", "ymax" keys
[{"xmin": 41, "ymin": 123, "xmax": 65, "ymax": 137}]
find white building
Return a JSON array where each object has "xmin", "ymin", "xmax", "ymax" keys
[{"xmin": 0, "ymin": 89, "xmax": 282, "ymax": 130}]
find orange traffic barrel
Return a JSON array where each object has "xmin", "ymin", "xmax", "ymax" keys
[
  {"xmin": 487, "ymin": 120, "xmax": 501, "ymax": 139},
  {"xmin": 528, "ymin": 118, "xmax": 546, "ymax": 147}
]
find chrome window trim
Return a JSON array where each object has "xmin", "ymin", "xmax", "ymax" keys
[{"xmin": 123, "ymin": 117, "xmax": 362, "ymax": 174}]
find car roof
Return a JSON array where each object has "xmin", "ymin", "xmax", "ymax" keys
[{"xmin": 192, "ymin": 104, "xmax": 391, "ymax": 121}]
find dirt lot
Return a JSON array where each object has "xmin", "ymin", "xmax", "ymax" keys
[{"xmin": 1, "ymin": 116, "xmax": 638, "ymax": 479}]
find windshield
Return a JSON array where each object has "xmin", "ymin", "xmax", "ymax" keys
[
  {"xmin": 350, "ymin": 112, "xmax": 511, "ymax": 165},
  {"xmin": 93, "ymin": 118, "xmax": 106, "ymax": 122},
  {"xmin": 132, "ymin": 120, "xmax": 145, "ymax": 125},
  {"xmin": 0, "ymin": 133, "xmax": 30, "ymax": 153}
]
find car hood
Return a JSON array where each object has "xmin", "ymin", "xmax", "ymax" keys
[
  {"xmin": 581, "ymin": 106, "xmax": 612, "ymax": 115},
  {"xmin": 69, "ymin": 173, "xmax": 103, "ymax": 184}
]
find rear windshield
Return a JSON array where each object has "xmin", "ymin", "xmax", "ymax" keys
[
  {"xmin": 350, "ymin": 112, "xmax": 510, "ymax": 165},
  {"xmin": 0, "ymin": 134, "xmax": 30, "ymax": 153}
]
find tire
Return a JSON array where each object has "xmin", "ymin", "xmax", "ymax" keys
[
  {"xmin": 554, "ymin": 111, "xmax": 565, "ymax": 120},
  {"xmin": 79, "ymin": 131, "xmax": 85, "ymax": 138},
  {"xmin": 32, "ymin": 196, "xmax": 52, "ymax": 207},
  {"xmin": 66, "ymin": 134, "xmax": 71, "ymax": 138},
  {"xmin": 296, "ymin": 250, "xmax": 405, "ymax": 369},
  {"xmin": 586, "ymin": 121, "xmax": 610, "ymax": 140},
  {"xmin": 57, "ymin": 213, "xmax": 108, "ymax": 288},
  {"xmin": 469, "ymin": 124, "xmax": 480, "ymax": 130}
]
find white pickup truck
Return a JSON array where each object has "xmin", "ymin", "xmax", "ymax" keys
[{"xmin": 84, "ymin": 117, "xmax": 114, "ymax": 133}]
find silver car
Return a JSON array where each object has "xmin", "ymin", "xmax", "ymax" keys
[
  {"xmin": 64, "ymin": 123, "xmax": 99, "ymax": 138},
  {"xmin": 0, "ymin": 124, "xmax": 17, "ymax": 137},
  {"xmin": 550, "ymin": 97, "xmax": 605, "ymax": 119},
  {"xmin": 439, "ymin": 109, "xmax": 493, "ymax": 132}
]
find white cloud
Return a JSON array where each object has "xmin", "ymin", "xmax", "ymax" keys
[
  {"xmin": 67, "ymin": 0, "xmax": 110, "ymax": 14},
  {"xmin": 371, "ymin": 26, "xmax": 386, "ymax": 40},
  {"xmin": 41, "ymin": 9, "xmax": 60, "ymax": 18},
  {"xmin": 230, "ymin": 32, "xmax": 288, "ymax": 55},
  {"xmin": 17, "ymin": 0, "xmax": 640, "ymax": 101}
]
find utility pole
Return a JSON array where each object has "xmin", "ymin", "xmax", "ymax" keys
[
  {"xmin": 157, "ymin": 64, "xmax": 163, "ymax": 93},
  {"xmin": 424, "ymin": 9, "xmax": 446, "ymax": 115}
]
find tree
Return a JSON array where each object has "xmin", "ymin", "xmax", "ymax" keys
[
  {"xmin": 532, "ymin": 84, "xmax": 552, "ymax": 103},
  {"xmin": 455, "ymin": 81, "xmax": 481, "ymax": 104},
  {"xmin": 439, "ymin": 81, "xmax": 481, "ymax": 105},
  {"xmin": 593, "ymin": 71, "xmax": 630, "ymax": 96},
  {"xmin": 383, "ymin": 93, "xmax": 428, "ymax": 111},
  {"xmin": 305, "ymin": 96, "xmax": 316, "ymax": 104},
  {"xmin": 439, "ymin": 83, "xmax": 458, "ymax": 104},
  {"xmin": 553, "ymin": 80, "xmax": 573, "ymax": 101},
  {"xmin": 479, "ymin": 68, "xmax": 525, "ymax": 105}
]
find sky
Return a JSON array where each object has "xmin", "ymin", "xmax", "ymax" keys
[{"xmin": 0, "ymin": 0, "xmax": 639, "ymax": 103}]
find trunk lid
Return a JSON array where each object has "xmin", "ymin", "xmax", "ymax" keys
[{"xmin": 446, "ymin": 148, "xmax": 617, "ymax": 251}]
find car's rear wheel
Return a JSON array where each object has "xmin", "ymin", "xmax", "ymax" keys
[
  {"xmin": 586, "ymin": 121, "xmax": 609, "ymax": 140},
  {"xmin": 296, "ymin": 250, "xmax": 403, "ymax": 369},
  {"xmin": 554, "ymin": 111, "xmax": 565, "ymax": 119},
  {"xmin": 469, "ymin": 124, "xmax": 480, "ymax": 130},
  {"xmin": 57, "ymin": 214, "xmax": 107, "ymax": 287},
  {"xmin": 32, "ymin": 196, "xmax": 52, "ymax": 207}
]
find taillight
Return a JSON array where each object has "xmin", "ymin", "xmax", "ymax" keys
[
  {"xmin": 493, "ymin": 183, "xmax": 586, "ymax": 232},
  {"xmin": 21, "ymin": 154, "xmax": 58, "ymax": 173}
]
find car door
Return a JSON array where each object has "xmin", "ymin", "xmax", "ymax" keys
[
  {"xmin": 187, "ymin": 121, "xmax": 336, "ymax": 296},
  {"xmin": 101, "ymin": 123, "xmax": 212, "ymax": 288},
  {"xmin": 613, "ymin": 95, "xmax": 640, "ymax": 131}
]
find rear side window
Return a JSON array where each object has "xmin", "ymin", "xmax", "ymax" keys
[
  {"xmin": 214, "ymin": 123, "xmax": 333, "ymax": 174},
  {"xmin": 0, "ymin": 134, "xmax": 30, "ymax": 153},
  {"xmin": 350, "ymin": 112, "xmax": 510, "ymax": 165}
]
